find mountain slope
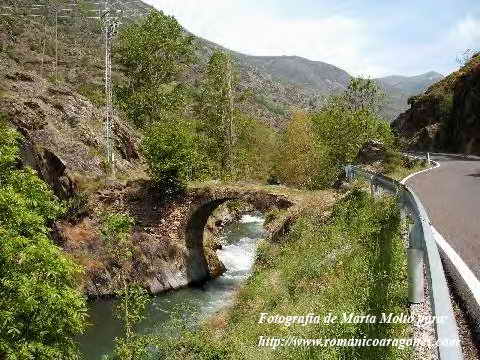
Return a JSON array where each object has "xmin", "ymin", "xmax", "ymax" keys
[
  {"xmin": 377, "ymin": 71, "xmax": 444, "ymax": 94},
  {"xmin": 1, "ymin": 0, "xmax": 443, "ymax": 135},
  {"xmin": 374, "ymin": 71, "xmax": 444, "ymax": 122},
  {"xmin": 392, "ymin": 54, "xmax": 480, "ymax": 154},
  {"xmin": 241, "ymin": 55, "xmax": 350, "ymax": 93},
  {"xmin": 195, "ymin": 36, "xmax": 441, "ymax": 124}
]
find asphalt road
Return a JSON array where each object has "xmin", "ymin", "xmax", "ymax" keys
[{"xmin": 406, "ymin": 153, "xmax": 480, "ymax": 279}]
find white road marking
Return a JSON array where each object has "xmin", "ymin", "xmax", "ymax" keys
[
  {"xmin": 401, "ymin": 156, "xmax": 480, "ymax": 314},
  {"xmin": 400, "ymin": 160, "xmax": 440, "ymax": 185},
  {"xmin": 432, "ymin": 226, "xmax": 480, "ymax": 307}
]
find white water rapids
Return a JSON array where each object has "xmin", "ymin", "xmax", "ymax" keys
[{"xmin": 79, "ymin": 213, "xmax": 265, "ymax": 359}]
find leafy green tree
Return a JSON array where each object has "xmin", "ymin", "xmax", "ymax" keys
[
  {"xmin": 110, "ymin": 285, "xmax": 151, "ymax": 360},
  {"xmin": 0, "ymin": 120, "xmax": 87, "ymax": 359},
  {"xmin": 195, "ymin": 51, "xmax": 235, "ymax": 176},
  {"xmin": 311, "ymin": 105, "xmax": 393, "ymax": 186},
  {"xmin": 141, "ymin": 115, "xmax": 204, "ymax": 193},
  {"xmin": 339, "ymin": 77, "xmax": 385, "ymax": 116},
  {"xmin": 273, "ymin": 78, "xmax": 393, "ymax": 189},
  {"xmin": 274, "ymin": 112, "xmax": 325, "ymax": 189},
  {"xmin": 114, "ymin": 10, "xmax": 196, "ymax": 127},
  {"xmin": 232, "ymin": 113, "xmax": 277, "ymax": 182},
  {"xmin": 307, "ymin": 79, "xmax": 390, "ymax": 188}
]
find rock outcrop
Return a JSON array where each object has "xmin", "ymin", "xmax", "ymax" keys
[
  {"xmin": 355, "ymin": 140, "xmax": 387, "ymax": 164},
  {"xmin": 392, "ymin": 54, "xmax": 480, "ymax": 155},
  {"xmin": 0, "ymin": 62, "xmax": 142, "ymax": 198}
]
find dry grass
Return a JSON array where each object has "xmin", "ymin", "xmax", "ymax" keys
[{"xmin": 59, "ymin": 218, "xmax": 100, "ymax": 250}]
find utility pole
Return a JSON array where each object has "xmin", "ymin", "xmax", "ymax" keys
[
  {"xmin": 226, "ymin": 55, "xmax": 234, "ymax": 175},
  {"xmin": 102, "ymin": 0, "xmax": 123, "ymax": 177},
  {"xmin": 55, "ymin": 3, "xmax": 58, "ymax": 82},
  {"xmin": 103, "ymin": 0, "xmax": 114, "ymax": 176}
]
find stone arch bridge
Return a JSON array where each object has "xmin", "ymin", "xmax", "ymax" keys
[
  {"xmin": 182, "ymin": 185, "xmax": 295, "ymax": 286},
  {"xmin": 76, "ymin": 183, "xmax": 298, "ymax": 296}
]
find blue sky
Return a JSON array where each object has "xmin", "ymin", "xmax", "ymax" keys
[{"xmin": 144, "ymin": 0, "xmax": 480, "ymax": 77}]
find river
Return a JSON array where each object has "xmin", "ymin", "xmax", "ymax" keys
[{"xmin": 78, "ymin": 213, "xmax": 265, "ymax": 359}]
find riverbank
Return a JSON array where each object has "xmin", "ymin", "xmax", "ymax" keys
[
  {"xmin": 152, "ymin": 189, "xmax": 412, "ymax": 360},
  {"xmin": 54, "ymin": 181, "xmax": 297, "ymax": 298},
  {"xmin": 79, "ymin": 213, "xmax": 267, "ymax": 359}
]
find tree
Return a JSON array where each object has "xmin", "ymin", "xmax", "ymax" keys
[
  {"xmin": 273, "ymin": 78, "xmax": 393, "ymax": 189},
  {"xmin": 0, "ymin": 119, "xmax": 87, "ymax": 359},
  {"xmin": 340, "ymin": 77, "xmax": 385, "ymax": 116},
  {"xmin": 141, "ymin": 114, "xmax": 205, "ymax": 193},
  {"xmin": 274, "ymin": 112, "xmax": 325, "ymax": 189},
  {"xmin": 310, "ymin": 82, "xmax": 393, "ymax": 186},
  {"xmin": 114, "ymin": 10, "xmax": 196, "ymax": 127},
  {"xmin": 195, "ymin": 51, "xmax": 235, "ymax": 176},
  {"xmin": 232, "ymin": 113, "xmax": 277, "ymax": 182}
]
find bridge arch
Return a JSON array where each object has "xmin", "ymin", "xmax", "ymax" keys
[{"xmin": 183, "ymin": 189, "xmax": 294, "ymax": 285}]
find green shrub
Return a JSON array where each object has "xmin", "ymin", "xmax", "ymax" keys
[
  {"xmin": 383, "ymin": 149, "xmax": 404, "ymax": 174},
  {"xmin": 63, "ymin": 192, "xmax": 90, "ymax": 222},
  {"xmin": 0, "ymin": 120, "xmax": 87, "ymax": 359},
  {"xmin": 255, "ymin": 94, "xmax": 288, "ymax": 116},
  {"xmin": 142, "ymin": 115, "xmax": 205, "ymax": 194},
  {"xmin": 77, "ymin": 83, "xmax": 105, "ymax": 106},
  {"xmin": 263, "ymin": 208, "xmax": 283, "ymax": 226}
]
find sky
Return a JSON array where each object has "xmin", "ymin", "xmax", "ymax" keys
[{"xmin": 143, "ymin": 0, "xmax": 480, "ymax": 78}]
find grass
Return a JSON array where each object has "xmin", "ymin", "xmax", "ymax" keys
[
  {"xmin": 151, "ymin": 189, "xmax": 412, "ymax": 360},
  {"xmin": 383, "ymin": 153, "xmax": 429, "ymax": 182},
  {"xmin": 386, "ymin": 163, "xmax": 428, "ymax": 182},
  {"xmin": 77, "ymin": 83, "xmax": 105, "ymax": 106}
]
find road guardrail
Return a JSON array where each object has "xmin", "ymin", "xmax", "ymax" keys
[{"xmin": 345, "ymin": 164, "xmax": 463, "ymax": 360}]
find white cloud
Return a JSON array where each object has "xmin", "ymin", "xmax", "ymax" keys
[
  {"xmin": 142, "ymin": 1, "xmax": 479, "ymax": 77},
  {"xmin": 143, "ymin": 0, "xmax": 380, "ymax": 76},
  {"xmin": 453, "ymin": 16, "xmax": 480, "ymax": 45}
]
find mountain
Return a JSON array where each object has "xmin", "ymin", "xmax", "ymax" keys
[
  {"xmin": 239, "ymin": 55, "xmax": 351, "ymax": 93},
  {"xmin": 2, "ymin": 0, "xmax": 442, "ymax": 130},
  {"xmin": 373, "ymin": 71, "xmax": 444, "ymax": 122},
  {"xmin": 1, "ymin": 0, "xmax": 445, "ymax": 149},
  {"xmin": 196, "ymin": 35, "xmax": 441, "ymax": 124},
  {"xmin": 376, "ymin": 71, "xmax": 444, "ymax": 94},
  {"xmin": 392, "ymin": 54, "xmax": 480, "ymax": 154}
]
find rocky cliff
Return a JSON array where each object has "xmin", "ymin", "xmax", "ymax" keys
[
  {"xmin": 392, "ymin": 54, "xmax": 480, "ymax": 154},
  {"xmin": 0, "ymin": 62, "xmax": 142, "ymax": 199}
]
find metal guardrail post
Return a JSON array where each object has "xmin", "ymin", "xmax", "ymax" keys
[{"xmin": 408, "ymin": 220, "xmax": 424, "ymax": 303}]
